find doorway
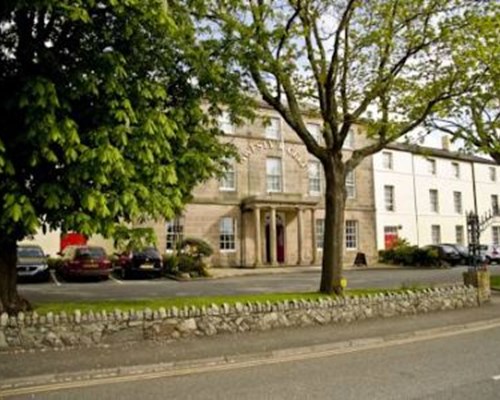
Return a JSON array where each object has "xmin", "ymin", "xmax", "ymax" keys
[{"xmin": 265, "ymin": 213, "xmax": 285, "ymax": 264}]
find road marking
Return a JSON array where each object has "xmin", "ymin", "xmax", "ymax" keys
[
  {"xmin": 109, "ymin": 274, "xmax": 124, "ymax": 285},
  {"xmin": 49, "ymin": 270, "xmax": 61, "ymax": 287},
  {"xmin": 2, "ymin": 319, "xmax": 500, "ymax": 398}
]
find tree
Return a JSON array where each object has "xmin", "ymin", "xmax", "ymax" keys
[
  {"xmin": 427, "ymin": 5, "xmax": 500, "ymax": 163},
  {"xmin": 193, "ymin": 0, "xmax": 481, "ymax": 293},
  {"xmin": 0, "ymin": 0, "xmax": 249, "ymax": 313}
]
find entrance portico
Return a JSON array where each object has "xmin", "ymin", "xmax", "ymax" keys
[{"xmin": 242, "ymin": 195, "xmax": 320, "ymax": 267}]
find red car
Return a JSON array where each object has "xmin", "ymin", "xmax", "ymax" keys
[{"xmin": 58, "ymin": 245, "xmax": 112, "ymax": 280}]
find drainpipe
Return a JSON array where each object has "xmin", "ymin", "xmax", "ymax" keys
[
  {"xmin": 471, "ymin": 162, "xmax": 478, "ymax": 216},
  {"xmin": 411, "ymin": 152, "xmax": 420, "ymax": 246}
]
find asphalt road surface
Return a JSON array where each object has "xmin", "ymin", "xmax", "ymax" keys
[
  {"xmin": 18, "ymin": 265, "xmax": 500, "ymax": 303},
  {"xmin": 8, "ymin": 324, "xmax": 500, "ymax": 399}
]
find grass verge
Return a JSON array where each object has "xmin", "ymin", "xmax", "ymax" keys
[
  {"xmin": 490, "ymin": 275, "xmax": 500, "ymax": 290},
  {"xmin": 33, "ymin": 288, "xmax": 426, "ymax": 315}
]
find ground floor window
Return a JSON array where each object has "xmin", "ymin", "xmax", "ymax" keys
[
  {"xmin": 492, "ymin": 226, "xmax": 500, "ymax": 246},
  {"xmin": 166, "ymin": 217, "xmax": 184, "ymax": 250},
  {"xmin": 455, "ymin": 225, "xmax": 464, "ymax": 245},
  {"xmin": 316, "ymin": 219, "xmax": 325, "ymax": 250},
  {"xmin": 431, "ymin": 225, "xmax": 441, "ymax": 245},
  {"xmin": 384, "ymin": 226, "xmax": 399, "ymax": 249},
  {"xmin": 219, "ymin": 217, "xmax": 236, "ymax": 251},
  {"xmin": 345, "ymin": 220, "xmax": 358, "ymax": 250}
]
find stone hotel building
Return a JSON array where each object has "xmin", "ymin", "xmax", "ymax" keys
[{"xmin": 149, "ymin": 106, "xmax": 378, "ymax": 267}]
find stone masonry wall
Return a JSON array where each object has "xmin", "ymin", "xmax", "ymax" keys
[{"xmin": 0, "ymin": 286, "xmax": 478, "ymax": 351}]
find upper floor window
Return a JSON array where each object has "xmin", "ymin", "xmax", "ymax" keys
[
  {"xmin": 382, "ymin": 152, "xmax": 393, "ymax": 170},
  {"xmin": 218, "ymin": 111, "xmax": 234, "ymax": 134},
  {"xmin": 345, "ymin": 220, "xmax": 358, "ymax": 249},
  {"xmin": 219, "ymin": 160, "xmax": 236, "ymax": 191},
  {"xmin": 384, "ymin": 185, "xmax": 395, "ymax": 211},
  {"xmin": 490, "ymin": 167, "xmax": 497, "ymax": 182},
  {"xmin": 266, "ymin": 157, "xmax": 283, "ymax": 193},
  {"xmin": 492, "ymin": 194, "xmax": 499, "ymax": 215},
  {"xmin": 452, "ymin": 162, "xmax": 460, "ymax": 178},
  {"xmin": 166, "ymin": 217, "xmax": 184, "ymax": 251},
  {"xmin": 265, "ymin": 117, "xmax": 281, "ymax": 140},
  {"xmin": 453, "ymin": 191, "xmax": 463, "ymax": 214},
  {"xmin": 308, "ymin": 161, "xmax": 322, "ymax": 195},
  {"xmin": 429, "ymin": 189, "xmax": 439, "ymax": 213},
  {"xmin": 344, "ymin": 128, "xmax": 355, "ymax": 149},
  {"xmin": 219, "ymin": 217, "xmax": 236, "ymax": 251},
  {"xmin": 346, "ymin": 170, "xmax": 356, "ymax": 199},
  {"xmin": 307, "ymin": 123, "xmax": 321, "ymax": 143},
  {"xmin": 427, "ymin": 159, "xmax": 437, "ymax": 175}
]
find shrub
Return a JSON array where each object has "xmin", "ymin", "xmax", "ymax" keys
[
  {"xmin": 162, "ymin": 254, "xmax": 179, "ymax": 275},
  {"xmin": 163, "ymin": 238, "xmax": 213, "ymax": 278},
  {"xmin": 179, "ymin": 238, "xmax": 213, "ymax": 260},
  {"xmin": 379, "ymin": 240, "xmax": 440, "ymax": 267}
]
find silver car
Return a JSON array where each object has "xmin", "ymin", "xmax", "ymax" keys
[{"xmin": 17, "ymin": 244, "xmax": 50, "ymax": 281}]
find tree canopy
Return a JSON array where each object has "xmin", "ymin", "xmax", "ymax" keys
[
  {"xmin": 191, "ymin": 0, "xmax": 487, "ymax": 293},
  {"xmin": 0, "ymin": 0, "xmax": 251, "ymax": 313}
]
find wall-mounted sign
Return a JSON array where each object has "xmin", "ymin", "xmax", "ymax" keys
[{"xmin": 240, "ymin": 140, "xmax": 309, "ymax": 169}]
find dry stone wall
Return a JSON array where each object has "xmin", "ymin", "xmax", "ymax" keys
[{"xmin": 0, "ymin": 285, "xmax": 479, "ymax": 351}]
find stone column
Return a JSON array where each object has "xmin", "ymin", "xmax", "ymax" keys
[
  {"xmin": 296, "ymin": 207, "xmax": 303, "ymax": 265},
  {"xmin": 311, "ymin": 208, "xmax": 317, "ymax": 265},
  {"xmin": 270, "ymin": 207, "xmax": 277, "ymax": 266},
  {"xmin": 254, "ymin": 207, "xmax": 261, "ymax": 267}
]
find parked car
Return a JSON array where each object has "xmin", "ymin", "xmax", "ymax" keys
[
  {"xmin": 17, "ymin": 244, "xmax": 50, "ymax": 281},
  {"xmin": 423, "ymin": 244, "xmax": 462, "ymax": 267},
  {"xmin": 442, "ymin": 243, "xmax": 486, "ymax": 266},
  {"xmin": 479, "ymin": 244, "xmax": 500, "ymax": 264},
  {"xmin": 115, "ymin": 247, "xmax": 163, "ymax": 279},
  {"xmin": 58, "ymin": 245, "xmax": 112, "ymax": 280}
]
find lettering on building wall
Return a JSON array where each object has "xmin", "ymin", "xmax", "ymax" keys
[{"xmin": 240, "ymin": 140, "xmax": 309, "ymax": 169}]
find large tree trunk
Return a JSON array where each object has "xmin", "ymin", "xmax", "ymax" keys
[
  {"xmin": 0, "ymin": 238, "xmax": 31, "ymax": 314},
  {"xmin": 320, "ymin": 157, "xmax": 346, "ymax": 294}
]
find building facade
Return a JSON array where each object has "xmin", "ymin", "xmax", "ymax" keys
[
  {"xmin": 373, "ymin": 143, "xmax": 500, "ymax": 249},
  {"xmin": 149, "ymin": 106, "xmax": 378, "ymax": 267}
]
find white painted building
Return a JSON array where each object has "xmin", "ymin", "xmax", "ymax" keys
[{"xmin": 373, "ymin": 143, "xmax": 500, "ymax": 249}]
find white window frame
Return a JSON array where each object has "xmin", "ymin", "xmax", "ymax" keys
[
  {"xmin": 431, "ymin": 225, "xmax": 441, "ymax": 245},
  {"xmin": 493, "ymin": 226, "xmax": 500, "ymax": 246},
  {"xmin": 219, "ymin": 160, "xmax": 236, "ymax": 191},
  {"xmin": 453, "ymin": 191, "xmax": 462, "ymax": 214},
  {"xmin": 308, "ymin": 161, "xmax": 322, "ymax": 195},
  {"xmin": 428, "ymin": 159, "xmax": 437, "ymax": 175},
  {"xmin": 429, "ymin": 189, "xmax": 439, "ymax": 213},
  {"xmin": 343, "ymin": 128, "xmax": 355, "ymax": 149},
  {"xmin": 455, "ymin": 225, "xmax": 464, "ymax": 245},
  {"xmin": 452, "ymin": 162, "xmax": 460, "ymax": 178},
  {"xmin": 219, "ymin": 217, "xmax": 236, "ymax": 251},
  {"xmin": 490, "ymin": 166, "xmax": 497, "ymax": 182},
  {"xmin": 346, "ymin": 170, "xmax": 356, "ymax": 199},
  {"xmin": 218, "ymin": 111, "xmax": 234, "ymax": 134},
  {"xmin": 492, "ymin": 194, "xmax": 499, "ymax": 215},
  {"xmin": 382, "ymin": 152, "xmax": 393, "ymax": 170},
  {"xmin": 166, "ymin": 217, "xmax": 184, "ymax": 251},
  {"xmin": 316, "ymin": 218, "xmax": 325, "ymax": 250},
  {"xmin": 265, "ymin": 117, "xmax": 281, "ymax": 140},
  {"xmin": 384, "ymin": 185, "xmax": 395, "ymax": 212},
  {"xmin": 345, "ymin": 220, "xmax": 358, "ymax": 250},
  {"xmin": 266, "ymin": 157, "xmax": 283, "ymax": 193}
]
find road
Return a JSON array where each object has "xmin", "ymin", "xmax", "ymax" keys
[
  {"xmin": 18, "ymin": 265, "xmax": 500, "ymax": 303},
  {"xmin": 6, "ymin": 324, "xmax": 500, "ymax": 399}
]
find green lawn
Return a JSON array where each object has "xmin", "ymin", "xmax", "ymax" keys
[
  {"xmin": 490, "ymin": 275, "xmax": 500, "ymax": 290},
  {"xmin": 33, "ymin": 288, "xmax": 425, "ymax": 315}
]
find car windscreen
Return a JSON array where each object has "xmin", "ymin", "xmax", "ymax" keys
[
  {"xmin": 17, "ymin": 247, "xmax": 44, "ymax": 258},
  {"xmin": 76, "ymin": 247, "xmax": 106, "ymax": 259},
  {"xmin": 135, "ymin": 248, "xmax": 160, "ymax": 258}
]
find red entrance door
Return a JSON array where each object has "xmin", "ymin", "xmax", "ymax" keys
[{"xmin": 265, "ymin": 214, "xmax": 286, "ymax": 264}]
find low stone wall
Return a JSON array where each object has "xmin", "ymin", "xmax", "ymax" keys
[{"xmin": 0, "ymin": 285, "xmax": 479, "ymax": 351}]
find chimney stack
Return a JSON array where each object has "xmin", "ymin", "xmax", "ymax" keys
[{"xmin": 441, "ymin": 135, "xmax": 450, "ymax": 151}]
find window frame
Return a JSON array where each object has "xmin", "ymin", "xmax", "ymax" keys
[
  {"xmin": 308, "ymin": 160, "xmax": 322, "ymax": 195},
  {"xmin": 431, "ymin": 224, "xmax": 441, "ymax": 245},
  {"xmin": 219, "ymin": 160, "xmax": 236, "ymax": 191},
  {"xmin": 382, "ymin": 151, "xmax": 393, "ymax": 170},
  {"xmin": 315, "ymin": 218, "xmax": 325, "ymax": 250},
  {"xmin": 266, "ymin": 157, "xmax": 283, "ymax": 193},
  {"xmin": 345, "ymin": 220, "xmax": 358, "ymax": 250},
  {"xmin": 429, "ymin": 189, "xmax": 439, "ymax": 213},
  {"xmin": 219, "ymin": 217, "xmax": 236, "ymax": 251},
  {"xmin": 166, "ymin": 217, "xmax": 184, "ymax": 251},
  {"xmin": 428, "ymin": 159, "xmax": 437, "ymax": 175},
  {"xmin": 218, "ymin": 111, "xmax": 234, "ymax": 135},
  {"xmin": 453, "ymin": 191, "xmax": 463, "ymax": 214},
  {"xmin": 264, "ymin": 116, "xmax": 281, "ymax": 140},
  {"xmin": 384, "ymin": 185, "xmax": 395, "ymax": 212}
]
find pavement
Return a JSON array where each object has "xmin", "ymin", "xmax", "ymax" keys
[
  {"xmin": 207, "ymin": 263, "xmax": 399, "ymax": 279},
  {"xmin": 1, "ymin": 291, "xmax": 500, "ymax": 395}
]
